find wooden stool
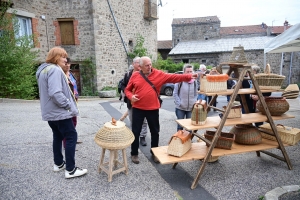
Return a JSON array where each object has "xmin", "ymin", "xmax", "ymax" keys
[{"xmin": 98, "ymin": 148, "xmax": 128, "ymax": 182}]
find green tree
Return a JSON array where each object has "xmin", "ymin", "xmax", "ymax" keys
[
  {"xmin": 81, "ymin": 58, "xmax": 97, "ymax": 96},
  {"xmin": 128, "ymin": 34, "xmax": 148, "ymax": 59},
  {"xmin": 152, "ymin": 54, "xmax": 184, "ymax": 73},
  {"xmin": 0, "ymin": 1, "xmax": 39, "ymax": 99}
]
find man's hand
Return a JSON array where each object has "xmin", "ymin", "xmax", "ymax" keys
[
  {"xmin": 192, "ymin": 73, "xmax": 198, "ymax": 79},
  {"xmin": 131, "ymin": 94, "xmax": 140, "ymax": 102}
]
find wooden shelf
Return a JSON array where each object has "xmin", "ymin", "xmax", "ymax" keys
[
  {"xmin": 198, "ymin": 88, "xmax": 283, "ymax": 96},
  {"xmin": 152, "ymin": 139, "xmax": 289, "ymax": 165},
  {"xmin": 176, "ymin": 113, "xmax": 294, "ymax": 131}
]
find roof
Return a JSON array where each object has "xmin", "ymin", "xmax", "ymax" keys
[
  {"xmin": 172, "ymin": 16, "xmax": 220, "ymax": 26},
  {"xmin": 169, "ymin": 36, "xmax": 274, "ymax": 55},
  {"xmin": 157, "ymin": 40, "xmax": 172, "ymax": 49},
  {"xmin": 270, "ymin": 26, "xmax": 292, "ymax": 34},
  {"xmin": 220, "ymin": 25, "xmax": 267, "ymax": 35}
]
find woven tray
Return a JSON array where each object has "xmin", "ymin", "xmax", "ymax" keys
[
  {"xmin": 259, "ymin": 123, "xmax": 300, "ymax": 145},
  {"xmin": 204, "ymin": 131, "xmax": 235, "ymax": 150}
]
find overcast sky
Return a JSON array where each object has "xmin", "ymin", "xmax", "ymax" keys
[{"xmin": 157, "ymin": 0, "xmax": 300, "ymax": 40}]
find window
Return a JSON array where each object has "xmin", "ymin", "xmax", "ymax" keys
[
  {"xmin": 58, "ymin": 19, "xmax": 75, "ymax": 45},
  {"xmin": 182, "ymin": 59, "xmax": 189, "ymax": 63},
  {"xmin": 15, "ymin": 16, "xmax": 32, "ymax": 38}
]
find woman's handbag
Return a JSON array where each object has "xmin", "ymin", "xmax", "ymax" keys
[
  {"xmin": 167, "ymin": 130, "xmax": 192, "ymax": 157},
  {"xmin": 191, "ymin": 100, "xmax": 207, "ymax": 125}
]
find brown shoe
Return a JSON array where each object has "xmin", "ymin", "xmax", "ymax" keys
[
  {"xmin": 131, "ymin": 155, "xmax": 139, "ymax": 164},
  {"xmin": 76, "ymin": 141, "xmax": 82, "ymax": 144}
]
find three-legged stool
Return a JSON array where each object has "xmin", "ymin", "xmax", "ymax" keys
[{"xmin": 98, "ymin": 148, "xmax": 128, "ymax": 182}]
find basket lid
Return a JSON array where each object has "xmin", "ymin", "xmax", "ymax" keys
[{"xmin": 94, "ymin": 118, "xmax": 135, "ymax": 149}]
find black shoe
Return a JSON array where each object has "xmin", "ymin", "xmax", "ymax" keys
[
  {"xmin": 131, "ymin": 155, "xmax": 139, "ymax": 164},
  {"xmin": 140, "ymin": 137, "xmax": 147, "ymax": 146},
  {"xmin": 152, "ymin": 155, "xmax": 159, "ymax": 163}
]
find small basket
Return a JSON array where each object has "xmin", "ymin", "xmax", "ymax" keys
[
  {"xmin": 200, "ymin": 76, "xmax": 227, "ymax": 93},
  {"xmin": 259, "ymin": 123, "xmax": 300, "ymax": 146},
  {"xmin": 168, "ymin": 130, "xmax": 192, "ymax": 157},
  {"xmin": 254, "ymin": 64, "xmax": 285, "ymax": 90},
  {"xmin": 223, "ymin": 101, "xmax": 241, "ymax": 119},
  {"xmin": 204, "ymin": 131, "xmax": 235, "ymax": 150}
]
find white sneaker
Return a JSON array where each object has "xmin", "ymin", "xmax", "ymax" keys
[
  {"xmin": 65, "ymin": 167, "xmax": 88, "ymax": 179},
  {"xmin": 53, "ymin": 161, "xmax": 65, "ymax": 172}
]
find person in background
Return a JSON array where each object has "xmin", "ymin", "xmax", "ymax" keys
[
  {"xmin": 173, "ymin": 64, "xmax": 198, "ymax": 131},
  {"xmin": 125, "ymin": 56, "xmax": 198, "ymax": 164},
  {"xmin": 197, "ymin": 64, "xmax": 208, "ymax": 101},
  {"xmin": 61, "ymin": 57, "xmax": 82, "ymax": 149},
  {"xmin": 240, "ymin": 65, "xmax": 271, "ymax": 127},
  {"xmin": 120, "ymin": 57, "xmax": 148, "ymax": 146},
  {"xmin": 36, "ymin": 47, "xmax": 87, "ymax": 178}
]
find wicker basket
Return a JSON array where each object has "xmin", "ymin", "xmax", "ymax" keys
[
  {"xmin": 200, "ymin": 76, "xmax": 227, "ymax": 93},
  {"xmin": 256, "ymin": 97, "xmax": 289, "ymax": 116},
  {"xmin": 259, "ymin": 123, "xmax": 300, "ymax": 145},
  {"xmin": 254, "ymin": 64, "xmax": 285, "ymax": 90},
  {"xmin": 167, "ymin": 130, "xmax": 192, "ymax": 157},
  {"xmin": 94, "ymin": 120, "xmax": 135, "ymax": 149},
  {"xmin": 204, "ymin": 131, "xmax": 235, "ymax": 150},
  {"xmin": 223, "ymin": 101, "xmax": 241, "ymax": 119},
  {"xmin": 229, "ymin": 124, "xmax": 262, "ymax": 145}
]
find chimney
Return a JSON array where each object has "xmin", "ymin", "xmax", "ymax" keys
[
  {"xmin": 284, "ymin": 20, "xmax": 289, "ymax": 26},
  {"xmin": 267, "ymin": 27, "xmax": 271, "ymax": 36}
]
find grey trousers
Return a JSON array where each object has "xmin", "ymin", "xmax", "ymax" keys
[{"xmin": 128, "ymin": 108, "xmax": 147, "ymax": 138}]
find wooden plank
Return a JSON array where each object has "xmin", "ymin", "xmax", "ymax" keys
[
  {"xmin": 198, "ymin": 88, "xmax": 283, "ymax": 96},
  {"xmin": 176, "ymin": 113, "xmax": 294, "ymax": 131},
  {"xmin": 151, "ymin": 139, "xmax": 289, "ymax": 165}
]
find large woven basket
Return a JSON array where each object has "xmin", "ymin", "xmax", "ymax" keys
[
  {"xmin": 254, "ymin": 64, "xmax": 285, "ymax": 90},
  {"xmin": 204, "ymin": 131, "xmax": 235, "ymax": 150},
  {"xmin": 94, "ymin": 120, "xmax": 135, "ymax": 149},
  {"xmin": 200, "ymin": 75, "xmax": 227, "ymax": 93},
  {"xmin": 229, "ymin": 124, "xmax": 262, "ymax": 145},
  {"xmin": 259, "ymin": 123, "xmax": 300, "ymax": 146},
  {"xmin": 256, "ymin": 97, "xmax": 289, "ymax": 116}
]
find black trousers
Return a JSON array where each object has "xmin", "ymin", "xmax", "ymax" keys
[{"xmin": 131, "ymin": 108, "xmax": 160, "ymax": 156}]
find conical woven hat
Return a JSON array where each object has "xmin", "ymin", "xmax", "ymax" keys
[
  {"xmin": 284, "ymin": 84, "xmax": 299, "ymax": 92},
  {"xmin": 94, "ymin": 120, "xmax": 135, "ymax": 149}
]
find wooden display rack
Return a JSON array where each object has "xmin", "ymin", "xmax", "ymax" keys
[{"xmin": 152, "ymin": 65, "xmax": 294, "ymax": 189}]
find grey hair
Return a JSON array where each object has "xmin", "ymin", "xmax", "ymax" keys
[
  {"xmin": 182, "ymin": 64, "xmax": 194, "ymax": 72},
  {"xmin": 251, "ymin": 65, "xmax": 261, "ymax": 73},
  {"xmin": 199, "ymin": 64, "xmax": 206, "ymax": 71},
  {"xmin": 133, "ymin": 57, "xmax": 140, "ymax": 64},
  {"xmin": 139, "ymin": 56, "xmax": 151, "ymax": 66}
]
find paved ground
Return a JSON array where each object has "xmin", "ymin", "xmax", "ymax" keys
[{"xmin": 0, "ymin": 94, "xmax": 299, "ymax": 200}]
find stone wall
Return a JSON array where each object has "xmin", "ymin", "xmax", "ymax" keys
[
  {"xmin": 10, "ymin": 0, "xmax": 158, "ymax": 92},
  {"xmin": 172, "ymin": 22, "xmax": 220, "ymax": 46}
]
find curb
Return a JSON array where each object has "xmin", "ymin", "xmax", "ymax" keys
[{"xmin": 265, "ymin": 185, "xmax": 300, "ymax": 200}]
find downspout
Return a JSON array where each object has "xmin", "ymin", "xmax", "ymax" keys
[
  {"xmin": 106, "ymin": 0, "xmax": 130, "ymax": 68},
  {"xmin": 288, "ymin": 52, "xmax": 293, "ymax": 85}
]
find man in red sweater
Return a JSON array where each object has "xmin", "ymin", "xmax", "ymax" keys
[{"xmin": 125, "ymin": 56, "xmax": 198, "ymax": 164}]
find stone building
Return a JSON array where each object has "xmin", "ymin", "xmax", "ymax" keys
[
  {"xmin": 7, "ymin": 0, "xmax": 159, "ymax": 94},
  {"xmin": 166, "ymin": 16, "xmax": 300, "ymax": 87}
]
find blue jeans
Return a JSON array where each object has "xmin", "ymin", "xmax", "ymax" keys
[
  {"xmin": 48, "ymin": 118, "xmax": 77, "ymax": 171},
  {"xmin": 197, "ymin": 94, "xmax": 207, "ymax": 101},
  {"xmin": 175, "ymin": 108, "xmax": 192, "ymax": 131},
  {"xmin": 131, "ymin": 108, "xmax": 159, "ymax": 156}
]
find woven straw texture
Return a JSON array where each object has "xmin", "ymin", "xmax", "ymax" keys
[
  {"xmin": 230, "ymin": 124, "xmax": 262, "ymax": 145},
  {"xmin": 204, "ymin": 131, "xmax": 235, "ymax": 150},
  {"xmin": 191, "ymin": 103, "xmax": 207, "ymax": 126},
  {"xmin": 200, "ymin": 76, "xmax": 227, "ymax": 93},
  {"xmin": 282, "ymin": 84, "xmax": 299, "ymax": 99},
  {"xmin": 256, "ymin": 97, "xmax": 290, "ymax": 116},
  {"xmin": 259, "ymin": 123, "xmax": 300, "ymax": 146},
  {"xmin": 227, "ymin": 45, "xmax": 248, "ymax": 64},
  {"xmin": 94, "ymin": 121, "xmax": 134, "ymax": 149},
  {"xmin": 223, "ymin": 103, "xmax": 242, "ymax": 119},
  {"xmin": 255, "ymin": 64, "xmax": 285, "ymax": 90},
  {"xmin": 167, "ymin": 136, "xmax": 192, "ymax": 157}
]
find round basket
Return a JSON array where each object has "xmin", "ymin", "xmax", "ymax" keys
[
  {"xmin": 230, "ymin": 124, "xmax": 262, "ymax": 145},
  {"xmin": 94, "ymin": 120, "xmax": 135, "ymax": 149},
  {"xmin": 256, "ymin": 97, "xmax": 289, "ymax": 116}
]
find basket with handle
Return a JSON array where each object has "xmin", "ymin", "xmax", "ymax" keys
[
  {"xmin": 254, "ymin": 64, "xmax": 285, "ymax": 90},
  {"xmin": 204, "ymin": 131, "xmax": 235, "ymax": 150}
]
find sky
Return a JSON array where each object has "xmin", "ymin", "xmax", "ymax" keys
[{"xmin": 157, "ymin": 0, "xmax": 300, "ymax": 40}]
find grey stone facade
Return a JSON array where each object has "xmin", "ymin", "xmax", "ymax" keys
[{"xmin": 10, "ymin": 0, "xmax": 158, "ymax": 93}]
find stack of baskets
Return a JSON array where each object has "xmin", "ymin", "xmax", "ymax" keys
[
  {"xmin": 255, "ymin": 64, "xmax": 285, "ymax": 90},
  {"xmin": 282, "ymin": 84, "xmax": 299, "ymax": 99}
]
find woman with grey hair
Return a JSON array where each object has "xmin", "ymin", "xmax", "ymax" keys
[{"xmin": 173, "ymin": 64, "xmax": 198, "ymax": 131}]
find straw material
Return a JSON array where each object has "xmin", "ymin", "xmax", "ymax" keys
[
  {"xmin": 167, "ymin": 130, "xmax": 192, "ymax": 157},
  {"xmin": 227, "ymin": 45, "xmax": 248, "ymax": 64},
  {"xmin": 282, "ymin": 84, "xmax": 299, "ymax": 99},
  {"xmin": 254, "ymin": 64, "xmax": 285, "ymax": 90},
  {"xmin": 259, "ymin": 123, "xmax": 300, "ymax": 146},
  {"xmin": 191, "ymin": 103, "xmax": 207, "ymax": 126},
  {"xmin": 200, "ymin": 76, "xmax": 227, "ymax": 93},
  {"xmin": 94, "ymin": 120, "xmax": 135, "ymax": 149},
  {"xmin": 223, "ymin": 102, "xmax": 242, "ymax": 119},
  {"xmin": 256, "ymin": 97, "xmax": 290, "ymax": 116},
  {"xmin": 230, "ymin": 124, "xmax": 262, "ymax": 145},
  {"xmin": 204, "ymin": 131, "xmax": 235, "ymax": 150}
]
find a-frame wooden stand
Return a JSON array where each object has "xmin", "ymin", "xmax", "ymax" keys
[{"xmin": 188, "ymin": 64, "xmax": 292, "ymax": 189}]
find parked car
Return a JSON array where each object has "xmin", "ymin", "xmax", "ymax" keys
[
  {"xmin": 175, "ymin": 71, "xmax": 183, "ymax": 74},
  {"xmin": 160, "ymin": 83, "xmax": 174, "ymax": 96}
]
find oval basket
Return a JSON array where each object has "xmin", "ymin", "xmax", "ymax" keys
[
  {"xmin": 230, "ymin": 124, "xmax": 262, "ymax": 145},
  {"xmin": 256, "ymin": 97, "xmax": 289, "ymax": 116},
  {"xmin": 94, "ymin": 121, "xmax": 135, "ymax": 149}
]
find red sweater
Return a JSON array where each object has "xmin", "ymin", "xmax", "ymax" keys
[{"xmin": 125, "ymin": 68, "xmax": 192, "ymax": 110}]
